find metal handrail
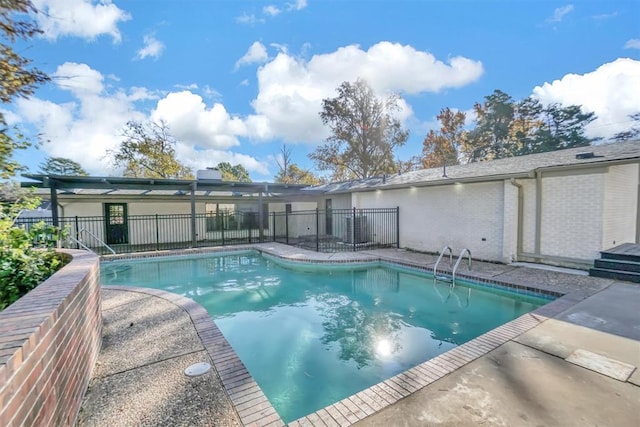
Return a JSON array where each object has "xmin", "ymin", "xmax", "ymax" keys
[
  {"xmin": 78, "ymin": 228, "xmax": 117, "ymax": 255},
  {"xmin": 451, "ymin": 248, "xmax": 472, "ymax": 287},
  {"xmin": 66, "ymin": 235, "xmax": 97, "ymax": 254},
  {"xmin": 433, "ymin": 245, "xmax": 453, "ymax": 283}
]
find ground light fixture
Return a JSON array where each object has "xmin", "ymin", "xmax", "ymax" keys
[{"xmin": 184, "ymin": 362, "xmax": 211, "ymax": 377}]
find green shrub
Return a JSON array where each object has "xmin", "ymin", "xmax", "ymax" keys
[{"xmin": 0, "ymin": 189, "xmax": 67, "ymax": 311}]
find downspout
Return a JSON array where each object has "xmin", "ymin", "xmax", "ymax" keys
[
  {"xmin": 534, "ymin": 169, "xmax": 542, "ymax": 257},
  {"xmin": 509, "ymin": 178, "xmax": 523, "ymax": 259}
]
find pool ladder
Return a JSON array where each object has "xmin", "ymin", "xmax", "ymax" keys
[{"xmin": 433, "ymin": 246, "xmax": 472, "ymax": 288}]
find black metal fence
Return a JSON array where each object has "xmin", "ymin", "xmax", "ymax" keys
[
  {"xmin": 15, "ymin": 207, "xmax": 398, "ymax": 255},
  {"xmin": 272, "ymin": 208, "xmax": 399, "ymax": 252}
]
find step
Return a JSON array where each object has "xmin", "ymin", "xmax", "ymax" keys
[
  {"xmin": 599, "ymin": 243, "xmax": 640, "ymax": 263},
  {"xmin": 589, "ymin": 268, "xmax": 640, "ymax": 283},
  {"xmin": 600, "ymin": 252, "xmax": 640, "ymax": 263},
  {"xmin": 594, "ymin": 258, "xmax": 640, "ymax": 273}
]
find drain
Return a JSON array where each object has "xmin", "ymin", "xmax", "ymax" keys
[{"xmin": 185, "ymin": 362, "xmax": 211, "ymax": 377}]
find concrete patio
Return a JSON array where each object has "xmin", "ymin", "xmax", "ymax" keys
[{"xmin": 77, "ymin": 244, "xmax": 640, "ymax": 426}]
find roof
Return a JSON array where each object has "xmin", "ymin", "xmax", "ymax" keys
[
  {"xmin": 21, "ymin": 174, "xmax": 322, "ymax": 197},
  {"xmin": 310, "ymin": 140, "xmax": 640, "ymax": 194}
]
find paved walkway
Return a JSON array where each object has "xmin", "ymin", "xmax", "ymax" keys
[{"xmin": 78, "ymin": 244, "xmax": 640, "ymax": 426}]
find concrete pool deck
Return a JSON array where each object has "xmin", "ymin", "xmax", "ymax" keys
[{"xmin": 78, "ymin": 244, "xmax": 640, "ymax": 426}]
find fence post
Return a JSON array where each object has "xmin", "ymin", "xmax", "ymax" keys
[
  {"xmin": 221, "ymin": 212, "xmax": 225, "ymax": 246},
  {"xmin": 74, "ymin": 216, "xmax": 80, "ymax": 249},
  {"xmin": 316, "ymin": 208, "xmax": 319, "ymax": 252},
  {"xmin": 272, "ymin": 212, "xmax": 276, "ymax": 242},
  {"xmin": 285, "ymin": 210, "xmax": 289, "ymax": 245},
  {"xmin": 352, "ymin": 207, "xmax": 357, "ymax": 252},
  {"xmin": 155, "ymin": 214, "xmax": 160, "ymax": 251},
  {"xmin": 396, "ymin": 206, "xmax": 400, "ymax": 248}
]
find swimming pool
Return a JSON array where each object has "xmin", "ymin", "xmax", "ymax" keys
[{"xmin": 101, "ymin": 250, "xmax": 551, "ymax": 422}]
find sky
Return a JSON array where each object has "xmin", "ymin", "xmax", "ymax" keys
[{"xmin": 4, "ymin": 0, "xmax": 640, "ymax": 181}]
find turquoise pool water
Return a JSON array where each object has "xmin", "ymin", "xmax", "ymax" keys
[{"xmin": 101, "ymin": 251, "xmax": 550, "ymax": 422}]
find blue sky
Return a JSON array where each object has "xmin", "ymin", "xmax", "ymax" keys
[{"xmin": 6, "ymin": 0, "xmax": 640, "ymax": 181}]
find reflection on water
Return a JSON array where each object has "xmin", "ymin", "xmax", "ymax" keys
[{"xmin": 101, "ymin": 252, "xmax": 548, "ymax": 422}]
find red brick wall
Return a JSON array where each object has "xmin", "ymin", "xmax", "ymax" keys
[{"xmin": 0, "ymin": 250, "xmax": 102, "ymax": 427}]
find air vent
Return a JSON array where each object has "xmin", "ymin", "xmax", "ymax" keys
[{"xmin": 576, "ymin": 152, "xmax": 595, "ymax": 159}]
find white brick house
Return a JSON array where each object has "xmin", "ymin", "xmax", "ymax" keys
[{"xmin": 313, "ymin": 140, "xmax": 640, "ymax": 268}]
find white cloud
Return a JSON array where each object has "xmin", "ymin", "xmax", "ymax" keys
[
  {"xmin": 53, "ymin": 62, "xmax": 105, "ymax": 96},
  {"xmin": 236, "ymin": 13, "xmax": 264, "ymax": 25},
  {"xmin": 136, "ymin": 34, "xmax": 165, "ymax": 60},
  {"xmin": 235, "ymin": 42, "xmax": 269, "ymax": 69},
  {"xmin": 547, "ymin": 4, "xmax": 574, "ymax": 23},
  {"xmin": 13, "ymin": 64, "xmax": 267, "ymax": 176},
  {"xmin": 249, "ymin": 41, "xmax": 483, "ymax": 142},
  {"xmin": 151, "ymin": 91, "xmax": 248, "ymax": 151},
  {"xmin": 532, "ymin": 58, "xmax": 640, "ymax": 139},
  {"xmin": 263, "ymin": 5, "xmax": 281, "ymax": 16},
  {"xmin": 624, "ymin": 39, "xmax": 640, "ymax": 50},
  {"xmin": 287, "ymin": 0, "xmax": 307, "ymax": 11},
  {"xmin": 12, "ymin": 42, "xmax": 484, "ymax": 175},
  {"xmin": 175, "ymin": 146, "xmax": 270, "ymax": 176},
  {"xmin": 32, "ymin": 0, "xmax": 131, "ymax": 42}
]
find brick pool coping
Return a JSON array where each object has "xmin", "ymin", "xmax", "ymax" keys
[{"xmin": 100, "ymin": 244, "xmax": 577, "ymax": 427}]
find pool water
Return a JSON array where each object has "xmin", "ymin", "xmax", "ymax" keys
[{"xmin": 101, "ymin": 251, "xmax": 549, "ymax": 422}]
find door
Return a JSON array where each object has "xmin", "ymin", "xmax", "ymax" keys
[
  {"xmin": 104, "ymin": 203, "xmax": 128, "ymax": 244},
  {"xmin": 325, "ymin": 199, "xmax": 333, "ymax": 235}
]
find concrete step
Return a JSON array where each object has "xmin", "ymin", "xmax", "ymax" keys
[
  {"xmin": 600, "ymin": 243, "xmax": 640, "ymax": 263},
  {"xmin": 594, "ymin": 258, "xmax": 640, "ymax": 273},
  {"xmin": 589, "ymin": 268, "xmax": 640, "ymax": 283}
]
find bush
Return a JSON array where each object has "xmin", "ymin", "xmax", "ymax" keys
[{"xmin": 0, "ymin": 187, "xmax": 67, "ymax": 311}]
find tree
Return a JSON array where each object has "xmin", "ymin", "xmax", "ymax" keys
[
  {"xmin": 274, "ymin": 145, "xmax": 321, "ymax": 185},
  {"xmin": 39, "ymin": 157, "xmax": 87, "ymax": 176},
  {"xmin": 1, "ymin": 0, "xmax": 50, "ymax": 178},
  {"xmin": 108, "ymin": 120, "xmax": 194, "ymax": 179},
  {"xmin": 461, "ymin": 90, "xmax": 598, "ymax": 163},
  {"xmin": 462, "ymin": 90, "xmax": 516, "ymax": 163},
  {"xmin": 310, "ymin": 78, "xmax": 409, "ymax": 181},
  {"xmin": 421, "ymin": 108, "xmax": 466, "ymax": 168},
  {"xmin": 215, "ymin": 162, "xmax": 251, "ymax": 182},
  {"xmin": 532, "ymin": 103, "xmax": 597, "ymax": 152},
  {"xmin": 613, "ymin": 112, "xmax": 640, "ymax": 141}
]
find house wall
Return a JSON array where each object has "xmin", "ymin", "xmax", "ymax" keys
[
  {"xmin": 602, "ymin": 163, "xmax": 639, "ymax": 248},
  {"xmin": 538, "ymin": 168, "xmax": 606, "ymax": 261},
  {"xmin": 353, "ymin": 181, "xmax": 506, "ymax": 262},
  {"xmin": 269, "ymin": 202, "xmax": 319, "ymax": 238}
]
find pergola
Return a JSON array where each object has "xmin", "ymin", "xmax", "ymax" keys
[{"xmin": 22, "ymin": 174, "xmax": 323, "ymax": 245}]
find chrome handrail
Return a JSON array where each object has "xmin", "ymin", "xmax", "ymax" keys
[
  {"xmin": 451, "ymin": 248, "xmax": 472, "ymax": 287},
  {"xmin": 77, "ymin": 228, "xmax": 117, "ymax": 255},
  {"xmin": 433, "ymin": 245, "xmax": 453, "ymax": 283},
  {"xmin": 66, "ymin": 235, "xmax": 96, "ymax": 254}
]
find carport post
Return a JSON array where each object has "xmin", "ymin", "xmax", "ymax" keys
[
  {"xmin": 258, "ymin": 191, "xmax": 264, "ymax": 242},
  {"xmin": 190, "ymin": 182, "xmax": 197, "ymax": 247},
  {"xmin": 50, "ymin": 183, "xmax": 59, "ymax": 227}
]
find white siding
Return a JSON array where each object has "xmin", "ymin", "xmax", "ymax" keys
[
  {"xmin": 354, "ymin": 181, "xmax": 505, "ymax": 262},
  {"xmin": 602, "ymin": 163, "xmax": 639, "ymax": 248},
  {"xmin": 539, "ymin": 169, "xmax": 605, "ymax": 260}
]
